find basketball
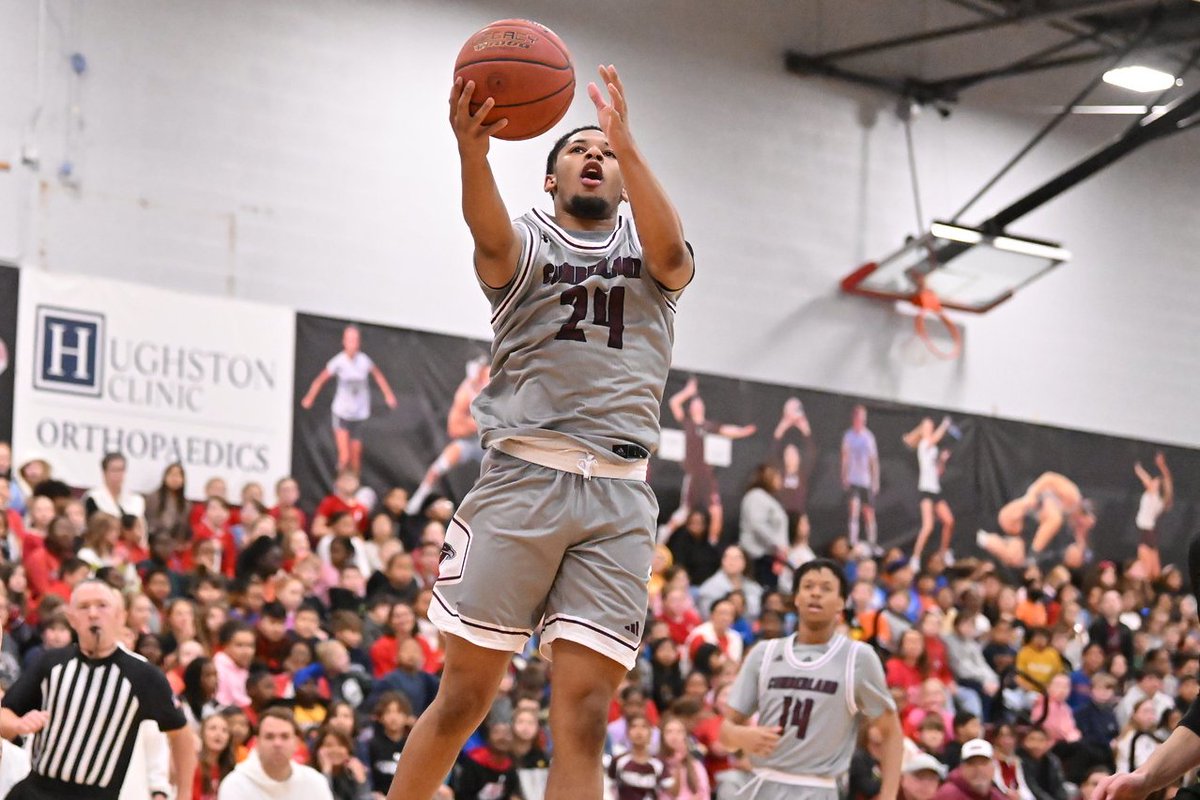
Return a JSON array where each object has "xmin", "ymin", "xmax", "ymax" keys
[{"xmin": 453, "ymin": 19, "xmax": 575, "ymax": 141}]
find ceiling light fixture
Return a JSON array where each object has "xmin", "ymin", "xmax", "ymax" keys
[{"xmin": 1103, "ymin": 65, "xmax": 1179, "ymax": 93}]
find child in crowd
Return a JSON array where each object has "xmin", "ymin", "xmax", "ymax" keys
[
  {"xmin": 365, "ymin": 691, "xmax": 413, "ymax": 795},
  {"xmin": 608, "ymin": 714, "xmax": 674, "ymax": 800},
  {"xmin": 453, "ymin": 720, "xmax": 522, "ymax": 800}
]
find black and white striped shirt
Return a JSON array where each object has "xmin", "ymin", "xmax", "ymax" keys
[{"xmin": 2, "ymin": 644, "xmax": 185, "ymax": 800}]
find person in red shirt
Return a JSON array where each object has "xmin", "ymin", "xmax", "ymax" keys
[
  {"xmin": 268, "ymin": 476, "xmax": 309, "ymax": 534},
  {"xmin": 115, "ymin": 513, "xmax": 150, "ymax": 567},
  {"xmin": 690, "ymin": 683, "xmax": 740, "ymax": 787},
  {"xmin": 370, "ymin": 602, "xmax": 436, "ymax": 677},
  {"xmin": 658, "ymin": 587, "xmax": 701, "ymax": 647},
  {"xmin": 25, "ymin": 515, "xmax": 76, "ymax": 607},
  {"xmin": 313, "ymin": 468, "xmax": 369, "ymax": 538},
  {"xmin": 193, "ymin": 712, "xmax": 235, "ymax": 800},
  {"xmin": 918, "ymin": 611, "xmax": 955, "ymax": 684},
  {"xmin": 887, "ymin": 628, "xmax": 932, "ymax": 703},
  {"xmin": 0, "ymin": 475, "xmax": 25, "ymax": 544},
  {"xmin": 189, "ymin": 497, "xmax": 238, "ymax": 578},
  {"xmin": 189, "ymin": 476, "xmax": 236, "ymax": 528},
  {"xmin": 255, "ymin": 602, "xmax": 294, "ymax": 674}
]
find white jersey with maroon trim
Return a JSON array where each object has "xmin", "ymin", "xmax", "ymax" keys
[{"xmin": 727, "ymin": 633, "xmax": 895, "ymax": 781}]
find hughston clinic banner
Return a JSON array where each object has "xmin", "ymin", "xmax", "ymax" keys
[
  {"xmin": 292, "ymin": 311, "xmax": 1200, "ymax": 571},
  {"xmin": 11, "ymin": 270, "xmax": 296, "ymax": 502},
  {"xmin": 0, "ymin": 263, "xmax": 17, "ymax": 444}
]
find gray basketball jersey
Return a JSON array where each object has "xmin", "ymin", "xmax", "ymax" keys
[
  {"xmin": 472, "ymin": 209, "xmax": 684, "ymax": 463},
  {"xmin": 728, "ymin": 634, "xmax": 895, "ymax": 779}
]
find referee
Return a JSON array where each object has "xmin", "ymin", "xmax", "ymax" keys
[{"xmin": 0, "ymin": 580, "xmax": 196, "ymax": 800}]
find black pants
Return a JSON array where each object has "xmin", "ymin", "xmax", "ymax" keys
[
  {"xmin": 7, "ymin": 777, "xmax": 54, "ymax": 800},
  {"xmin": 753, "ymin": 554, "xmax": 779, "ymax": 590},
  {"xmin": 7, "ymin": 773, "xmax": 111, "ymax": 800}
]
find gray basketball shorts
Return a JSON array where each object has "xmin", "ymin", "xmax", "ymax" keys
[{"xmin": 429, "ymin": 448, "xmax": 656, "ymax": 670}]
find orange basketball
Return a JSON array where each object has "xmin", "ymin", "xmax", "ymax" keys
[{"xmin": 453, "ymin": 19, "xmax": 575, "ymax": 141}]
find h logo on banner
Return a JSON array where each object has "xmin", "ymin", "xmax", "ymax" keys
[{"xmin": 34, "ymin": 306, "xmax": 105, "ymax": 397}]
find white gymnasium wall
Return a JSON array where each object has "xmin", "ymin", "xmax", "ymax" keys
[{"xmin": 0, "ymin": 0, "xmax": 1197, "ymax": 445}]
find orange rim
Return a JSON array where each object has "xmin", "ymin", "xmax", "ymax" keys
[{"xmin": 912, "ymin": 288, "xmax": 962, "ymax": 360}]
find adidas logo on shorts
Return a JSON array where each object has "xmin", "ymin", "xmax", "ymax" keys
[{"xmin": 624, "ymin": 621, "xmax": 640, "ymax": 637}]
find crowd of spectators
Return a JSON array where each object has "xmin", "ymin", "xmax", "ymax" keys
[{"xmin": 0, "ymin": 440, "xmax": 1194, "ymax": 800}]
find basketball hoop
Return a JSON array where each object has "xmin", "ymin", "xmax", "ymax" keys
[
  {"xmin": 911, "ymin": 283, "xmax": 961, "ymax": 360},
  {"xmin": 841, "ymin": 222, "xmax": 1070, "ymax": 362}
]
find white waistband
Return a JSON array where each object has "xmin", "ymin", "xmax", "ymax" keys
[
  {"xmin": 752, "ymin": 769, "xmax": 837, "ymax": 789},
  {"xmin": 494, "ymin": 439, "xmax": 648, "ymax": 481}
]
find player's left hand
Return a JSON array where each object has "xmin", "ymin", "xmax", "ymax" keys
[
  {"xmin": 385, "ymin": 394, "xmax": 398, "ymax": 409},
  {"xmin": 740, "ymin": 724, "xmax": 782, "ymax": 757},
  {"xmin": 588, "ymin": 64, "xmax": 633, "ymax": 152}
]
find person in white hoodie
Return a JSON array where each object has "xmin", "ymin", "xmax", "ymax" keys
[
  {"xmin": 217, "ymin": 709, "xmax": 333, "ymax": 800},
  {"xmin": 119, "ymin": 720, "xmax": 171, "ymax": 800}
]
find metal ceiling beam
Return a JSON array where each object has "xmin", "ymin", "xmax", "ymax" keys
[
  {"xmin": 808, "ymin": 0, "xmax": 1159, "ymax": 62},
  {"xmin": 950, "ymin": 15, "xmax": 1159, "ymax": 222},
  {"xmin": 940, "ymin": 0, "xmax": 1200, "ymax": 82},
  {"xmin": 924, "ymin": 30, "xmax": 1100, "ymax": 98},
  {"xmin": 784, "ymin": 51, "xmax": 921, "ymax": 99},
  {"xmin": 981, "ymin": 85, "xmax": 1200, "ymax": 232},
  {"xmin": 922, "ymin": 30, "xmax": 1200, "ymax": 95}
]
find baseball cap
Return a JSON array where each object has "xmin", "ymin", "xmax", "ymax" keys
[
  {"xmin": 904, "ymin": 753, "xmax": 947, "ymax": 778},
  {"xmin": 960, "ymin": 738, "xmax": 994, "ymax": 761}
]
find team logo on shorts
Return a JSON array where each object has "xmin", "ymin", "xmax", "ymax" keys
[{"xmin": 439, "ymin": 541, "xmax": 457, "ymax": 565}]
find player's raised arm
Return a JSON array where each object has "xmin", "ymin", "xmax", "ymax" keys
[
  {"xmin": 1157, "ymin": 451, "xmax": 1174, "ymax": 508},
  {"xmin": 588, "ymin": 65, "xmax": 693, "ymax": 291},
  {"xmin": 668, "ymin": 377, "xmax": 698, "ymax": 423},
  {"xmin": 449, "ymin": 78, "xmax": 522, "ymax": 289}
]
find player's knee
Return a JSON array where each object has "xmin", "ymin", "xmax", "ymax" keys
[
  {"xmin": 555, "ymin": 685, "xmax": 612, "ymax": 751},
  {"xmin": 429, "ymin": 689, "xmax": 491, "ymax": 736}
]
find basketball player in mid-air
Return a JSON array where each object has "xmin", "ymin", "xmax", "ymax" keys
[
  {"xmin": 389, "ymin": 65, "xmax": 693, "ymax": 800},
  {"xmin": 977, "ymin": 471, "xmax": 1095, "ymax": 567},
  {"xmin": 406, "ymin": 356, "xmax": 491, "ymax": 514},
  {"xmin": 719, "ymin": 558, "xmax": 903, "ymax": 800}
]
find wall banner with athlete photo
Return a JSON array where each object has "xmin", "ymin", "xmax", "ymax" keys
[
  {"xmin": 291, "ymin": 312, "xmax": 491, "ymax": 512},
  {"xmin": 11, "ymin": 269, "xmax": 296, "ymax": 502},
  {"xmin": 290, "ymin": 302, "xmax": 1198, "ymax": 577},
  {"xmin": 656, "ymin": 370, "xmax": 1200, "ymax": 579},
  {"xmin": 0, "ymin": 262, "xmax": 18, "ymax": 444}
]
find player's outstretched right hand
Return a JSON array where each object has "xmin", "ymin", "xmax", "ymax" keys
[
  {"xmin": 741, "ymin": 724, "xmax": 783, "ymax": 757},
  {"xmin": 14, "ymin": 710, "xmax": 49, "ymax": 735},
  {"xmin": 449, "ymin": 78, "xmax": 508, "ymax": 158},
  {"xmin": 1092, "ymin": 772, "xmax": 1148, "ymax": 800}
]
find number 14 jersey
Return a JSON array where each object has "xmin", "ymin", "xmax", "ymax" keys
[
  {"xmin": 727, "ymin": 634, "xmax": 895, "ymax": 780},
  {"xmin": 472, "ymin": 209, "xmax": 687, "ymax": 464}
]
